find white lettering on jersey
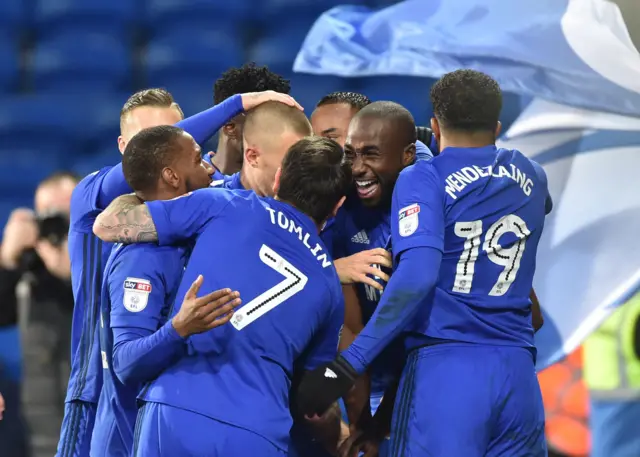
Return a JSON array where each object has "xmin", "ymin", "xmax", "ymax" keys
[
  {"xmin": 266, "ymin": 207, "xmax": 332, "ymax": 268},
  {"xmin": 444, "ymin": 164, "xmax": 533, "ymax": 200},
  {"xmin": 123, "ymin": 277, "xmax": 152, "ymax": 312},
  {"xmin": 398, "ymin": 203, "xmax": 420, "ymax": 237}
]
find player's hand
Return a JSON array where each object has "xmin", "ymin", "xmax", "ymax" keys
[
  {"xmin": 334, "ymin": 249, "xmax": 392, "ymax": 291},
  {"xmin": 0, "ymin": 208, "xmax": 38, "ymax": 269},
  {"xmin": 172, "ymin": 275, "xmax": 241, "ymax": 338},
  {"xmin": 241, "ymin": 90, "xmax": 303, "ymax": 112},
  {"xmin": 302, "ymin": 405, "xmax": 345, "ymax": 454},
  {"xmin": 338, "ymin": 426, "xmax": 383, "ymax": 457},
  {"xmin": 296, "ymin": 355, "xmax": 358, "ymax": 418},
  {"xmin": 0, "ymin": 392, "xmax": 4, "ymax": 420}
]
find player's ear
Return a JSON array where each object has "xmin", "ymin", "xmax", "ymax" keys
[
  {"xmin": 244, "ymin": 146, "xmax": 260, "ymax": 168},
  {"xmin": 117, "ymin": 135, "xmax": 126, "ymax": 154},
  {"xmin": 329, "ymin": 196, "xmax": 346, "ymax": 219},
  {"xmin": 403, "ymin": 143, "xmax": 416, "ymax": 166},
  {"xmin": 272, "ymin": 167, "xmax": 282, "ymax": 195},
  {"xmin": 161, "ymin": 167, "xmax": 180, "ymax": 189},
  {"xmin": 494, "ymin": 121, "xmax": 502, "ymax": 139},
  {"xmin": 222, "ymin": 122, "xmax": 236, "ymax": 139}
]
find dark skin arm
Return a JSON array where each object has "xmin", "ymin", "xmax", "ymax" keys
[
  {"xmin": 340, "ymin": 285, "xmax": 373, "ymax": 429},
  {"xmin": 92, "ymin": 194, "xmax": 158, "ymax": 244},
  {"xmin": 531, "ymin": 288, "xmax": 544, "ymax": 332}
]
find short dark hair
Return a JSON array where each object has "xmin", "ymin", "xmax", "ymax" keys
[
  {"xmin": 430, "ymin": 69, "xmax": 502, "ymax": 132},
  {"xmin": 355, "ymin": 101, "xmax": 417, "ymax": 145},
  {"xmin": 316, "ymin": 92, "xmax": 371, "ymax": 111},
  {"xmin": 278, "ymin": 137, "xmax": 352, "ymax": 224},
  {"xmin": 120, "ymin": 88, "xmax": 184, "ymax": 130},
  {"xmin": 214, "ymin": 63, "xmax": 291, "ymax": 105},
  {"xmin": 122, "ymin": 125, "xmax": 185, "ymax": 194}
]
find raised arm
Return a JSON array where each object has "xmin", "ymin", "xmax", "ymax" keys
[{"xmin": 93, "ymin": 194, "xmax": 157, "ymax": 243}]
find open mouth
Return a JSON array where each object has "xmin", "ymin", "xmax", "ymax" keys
[{"xmin": 355, "ymin": 179, "xmax": 379, "ymax": 198}]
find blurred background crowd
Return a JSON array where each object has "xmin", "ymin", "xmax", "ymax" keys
[{"xmin": 0, "ymin": 0, "xmax": 639, "ymax": 456}]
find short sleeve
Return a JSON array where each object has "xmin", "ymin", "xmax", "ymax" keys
[
  {"xmin": 392, "ymin": 161, "xmax": 445, "ymax": 258},
  {"xmin": 415, "ymin": 140, "xmax": 434, "ymax": 161},
  {"xmin": 109, "ymin": 250, "xmax": 172, "ymax": 332},
  {"xmin": 145, "ymin": 188, "xmax": 232, "ymax": 245},
  {"xmin": 302, "ymin": 286, "xmax": 345, "ymax": 370}
]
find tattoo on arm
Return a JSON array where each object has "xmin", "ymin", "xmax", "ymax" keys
[{"xmin": 94, "ymin": 194, "xmax": 158, "ymax": 243}]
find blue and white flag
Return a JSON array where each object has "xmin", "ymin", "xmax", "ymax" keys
[
  {"xmin": 296, "ymin": 0, "xmax": 640, "ymax": 369},
  {"xmin": 294, "ymin": 0, "xmax": 640, "ymax": 117}
]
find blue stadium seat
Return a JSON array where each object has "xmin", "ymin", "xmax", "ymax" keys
[
  {"xmin": 248, "ymin": 25, "xmax": 317, "ymax": 77},
  {"xmin": 287, "ymin": 74, "xmax": 351, "ymax": 116},
  {"xmin": 32, "ymin": 0, "xmax": 136, "ymax": 40},
  {"xmin": 144, "ymin": 0, "xmax": 251, "ymax": 37},
  {"xmin": 72, "ymin": 148, "xmax": 120, "ymax": 177},
  {"xmin": 359, "ymin": 76, "xmax": 435, "ymax": 126},
  {"xmin": 81, "ymin": 94, "xmax": 132, "ymax": 153},
  {"xmin": 166, "ymin": 85, "xmax": 215, "ymax": 118},
  {"xmin": 0, "ymin": 43, "xmax": 20, "ymax": 93},
  {"xmin": 0, "ymin": 0, "xmax": 24, "ymax": 41},
  {"xmin": 31, "ymin": 33, "xmax": 132, "ymax": 93},
  {"xmin": 144, "ymin": 31, "xmax": 243, "ymax": 89}
]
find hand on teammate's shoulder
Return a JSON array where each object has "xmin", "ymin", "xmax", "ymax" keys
[
  {"xmin": 241, "ymin": 90, "xmax": 303, "ymax": 112},
  {"xmin": 171, "ymin": 274, "xmax": 241, "ymax": 338}
]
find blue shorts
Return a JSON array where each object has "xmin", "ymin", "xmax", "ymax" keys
[
  {"xmin": 56, "ymin": 400, "xmax": 98, "ymax": 457},
  {"xmin": 90, "ymin": 415, "xmax": 129, "ymax": 457},
  {"xmin": 389, "ymin": 344, "xmax": 547, "ymax": 457},
  {"xmin": 134, "ymin": 402, "xmax": 286, "ymax": 457}
]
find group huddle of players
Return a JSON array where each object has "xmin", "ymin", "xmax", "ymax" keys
[{"xmin": 55, "ymin": 63, "xmax": 552, "ymax": 457}]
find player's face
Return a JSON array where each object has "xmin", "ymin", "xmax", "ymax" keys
[
  {"xmin": 345, "ymin": 117, "xmax": 410, "ymax": 208},
  {"xmin": 311, "ymin": 103, "xmax": 357, "ymax": 148},
  {"xmin": 119, "ymin": 106, "xmax": 184, "ymax": 153},
  {"xmin": 174, "ymin": 132, "xmax": 213, "ymax": 193},
  {"xmin": 221, "ymin": 114, "xmax": 246, "ymax": 158},
  {"xmin": 255, "ymin": 130, "xmax": 304, "ymax": 197}
]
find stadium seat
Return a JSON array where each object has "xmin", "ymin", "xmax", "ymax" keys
[
  {"xmin": 143, "ymin": 31, "xmax": 243, "ymax": 89},
  {"xmin": 359, "ymin": 76, "xmax": 435, "ymax": 126},
  {"xmin": 0, "ymin": 0, "xmax": 24, "ymax": 41},
  {"xmin": 81, "ymin": 93, "xmax": 133, "ymax": 152},
  {"xmin": 72, "ymin": 148, "xmax": 120, "ymax": 178},
  {"xmin": 287, "ymin": 74, "xmax": 351, "ymax": 116},
  {"xmin": 32, "ymin": 0, "xmax": 136, "ymax": 40},
  {"xmin": 31, "ymin": 33, "xmax": 132, "ymax": 93},
  {"xmin": 144, "ymin": 0, "xmax": 251, "ymax": 37},
  {"xmin": 0, "ymin": 43, "xmax": 20, "ymax": 93},
  {"xmin": 0, "ymin": 148, "xmax": 64, "ymax": 194},
  {"xmin": 248, "ymin": 25, "xmax": 319, "ymax": 77}
]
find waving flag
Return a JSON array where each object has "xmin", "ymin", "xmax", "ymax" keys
[
  {"xmin": 296, "ymin": 0, "xmax": 640, "ymax": 369},
  {"xmin": 294, "ymin": 0, "xmax": 640, "ymax": 117}
]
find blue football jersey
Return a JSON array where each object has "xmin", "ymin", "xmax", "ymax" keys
[
  {"xmin": 93, "ymin": 242, "xmax": 188, "ymax": 455},
  {"xmin": 141, "ymin": 189, "xmax": 345, "ymax": 452},
  {"xmin": 66, "ymin": 167, "xmax": 122, "ymax": 403},
  {"xmin": 392, "ymin": 145, "xmax": 551, "ymax": 350},
  {"xmin": 332, "ymin": 200, "xmax": 404, "ymax": 395},
  {"xmin": 210, "ymin": 171, "xmax": 244, "ymax": 190}
]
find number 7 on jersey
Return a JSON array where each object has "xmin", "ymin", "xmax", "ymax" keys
[
  {"xmin": 231, "ymin": 244, "xmax": 308, "ymax": 330},
  {"xmin": 453, "ymin": 214, "xmax": 530, "ymax": 296}
]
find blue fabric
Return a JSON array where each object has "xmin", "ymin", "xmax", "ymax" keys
[
  {"xmin": 55, "ymin": 400, "xmax": 97, "ymax": 457},
  {"xmin": 389, "ymin": 345, "xmax": 546, "ymax": 457},
  {"xmin": 294, "ymin": 0, "xmax": 640, "ymax": 117},
  {"xmin": 589, "ymin": 398, "xmax": 640, "ymax": 457}
]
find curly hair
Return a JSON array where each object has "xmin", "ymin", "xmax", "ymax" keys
[
  {"xmin": 214, "ymin": 63, "xmax": 291, "ymax": 104},
  {"xmin": 316, "ymin": 91, "xmax": 371, "ymax": 111},
  {"xmin": 430, "ymin": 69, "xmax": 502, "ymax": 132}
]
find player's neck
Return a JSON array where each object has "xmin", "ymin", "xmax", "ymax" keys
[
  {"xmin": 213, "ymin": 140, "xmax": 243, "ymax": 175},
  {"xmin": 439, "ymin": 132, "xmax": 495, "ymax": 151},
  {"xmin": 274, "ymin": 196, "xmax": 323, "ymax": 233},
  {"xmin": 142, "ymin": 188, "xmax": 180, "ymax": 203}
]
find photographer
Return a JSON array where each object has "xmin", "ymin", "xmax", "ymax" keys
[{"xmin": 0, "ymin": 171, "xmax": 78, "ymax": 457}]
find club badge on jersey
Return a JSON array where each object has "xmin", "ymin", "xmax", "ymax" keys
[
  {"xmin": 398, "ymin": 203, "xmax": 420, "ymax": 237},
  {"xmin": 123, "ymin": 278, "xmax": 152, "ymax": 313}
]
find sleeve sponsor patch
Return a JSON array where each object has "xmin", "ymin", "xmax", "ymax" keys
[
  {"xmin": 398, "ymin": 203, "xmax": 420, "ymax": 237},
  {"xmin": 123, "ymin": 277, "xmax": 151, "ymax": 312}
]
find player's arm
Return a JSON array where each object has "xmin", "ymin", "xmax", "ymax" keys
[
  {"xmin": 339, "ymin": 285, "xmax": 373, "ymax": 429},
  {"xmin": 530, "ymin": 288, "xmax": 544, "ymax": 332},
  {"xmin": 296, "ymin": 162, "xmax": 445, "ymax": 416},
  {"xmin": 93, "ymin": 188, "xmax": 232, "ymax": 244},
  {"xmin": 111, "ymin": 270, "xmax": 240, "ymax": 386}
]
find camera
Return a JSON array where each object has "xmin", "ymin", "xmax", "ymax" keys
[{"xmin": 37, "ymin": 211, "xmax": 70, "ymax": 248}]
